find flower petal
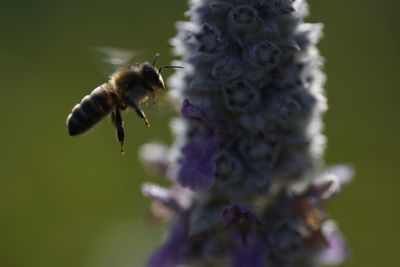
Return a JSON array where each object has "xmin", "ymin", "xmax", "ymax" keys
[
  {"xmin": 311, "ymin": 165, "xmax": 355, "ymax": 200},
  {"xmin": 178, "ymin": 135, "xmax": 218, "ymax": 190},
  {"xmin": 181, "ymin": 99, "xmax": 218, "ymax": 131},
  {"xmin": 142, "ymin": 183, "xmax": 181, "ymax": 212},
  {"xmin": 317, "ymin": 220, "xmax": 349, "ymax": 265},
  {"xmin": 231, "ymin": 229, "xmax": 268, "ymax": 267},
  {"xmin": 142, "ymin": 183, "xmax": 193, "ymax": 212},
  {"xmin": 222, "ymin": 205, "xmax": 267, "ymax": 267},
  {"xmin": 147, "ymin": 219, "xmax": 190, "ymax": 267}
]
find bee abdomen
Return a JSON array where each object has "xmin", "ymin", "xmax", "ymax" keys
[{"xmin": 67, "ymin": 84, "xmax": 117, "ymax": 136}]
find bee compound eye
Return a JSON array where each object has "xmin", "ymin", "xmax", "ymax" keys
[{"xmin": 144, "ymin": 69, "xmax": 159, "ymax": 81}]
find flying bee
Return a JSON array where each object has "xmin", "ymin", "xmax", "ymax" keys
[{"xmin": 66, "ymin": 54, "xmax": 182, "ymax": 155}]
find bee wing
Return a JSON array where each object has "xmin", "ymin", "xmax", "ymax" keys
[
  {"xmin": 92, "ymin": 47, "xmax": 144, "ymax": 76},
  {"xmin": 140, "ymin": 92, "xmax": 178, "ymax": 117}
]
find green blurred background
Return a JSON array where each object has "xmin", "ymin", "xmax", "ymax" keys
[{"xmin": 0, "ymin": 0, "xmax": 398, "ymax": 266}]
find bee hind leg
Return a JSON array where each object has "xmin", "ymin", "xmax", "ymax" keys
[{"xmin": 111, "ymin": 107, "xmax": 125, "ymax": 155}]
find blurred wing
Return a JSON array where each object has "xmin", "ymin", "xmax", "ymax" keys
[
  {"xmin": 141, "ymin": 93, "xmax": 178, "ymax": 117},
  {"xmin": 92, "ymin": 47, "xmax": 137, "ymax": 76}
]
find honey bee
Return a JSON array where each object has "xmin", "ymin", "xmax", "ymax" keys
[{"xmin": 66, "ymin": 54, "xmax": 182, "ymax": 155}]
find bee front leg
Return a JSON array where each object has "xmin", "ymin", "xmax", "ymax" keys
[
  {"xmin": 125, "ymin": 99, "xmax": 150, "ymax": 127},
  {"xmin": 133, "ymin": 106, "xmax": 150, "ymax": 127},
  {"xmin": 111, "ymin": 107, "xmax": 125, "ymax": 155}
]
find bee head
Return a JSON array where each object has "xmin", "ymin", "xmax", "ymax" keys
[
  {"xmin": 141, "ymin": 54, "xmax": 183, "ymax": 91},
  {"xmin": 141, "ymin": 63, "xmax": 165, "ymax": 90}
]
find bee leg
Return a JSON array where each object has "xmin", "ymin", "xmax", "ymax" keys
[
  {"xmin": 133, "ymin": 106, "xmax": 150, "ymax": 127},
  {"xmin": 111, "ymin": 107, "xmax": 125, "ymax": 155}
]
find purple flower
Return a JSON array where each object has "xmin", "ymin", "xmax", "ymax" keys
[
  {"xmin": 142, "ymin": 183, "xmax": 192, "ymax": 213},
  {"xmin": 147, "ymin": 216, "xmax": 190, "ymax": 267},
  {"xmin": 178, "ymin": 100, "xmax": 219, "ymax": 191},
  {"xmin": 223, "ymin": 205, "xmax": 268, "ymax": 267},
  {"xmin": 181, "ymin": 99, "xmax": 219, "ymax": 132},
  {"xmin": 143, "ymin": 183, "xmax": 193, "ymax": 267},
  {"xmin": 178, "ymin": 135, "xmax": 218, "ymax": 190},
  {"xmin": 317, "ymin": 220, "xmax": 349, "ymax": 265}
]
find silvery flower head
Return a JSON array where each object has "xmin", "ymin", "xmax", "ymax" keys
[{"xmin": 140, "ymin": 0, "xmax": 353, "ymax": 266}]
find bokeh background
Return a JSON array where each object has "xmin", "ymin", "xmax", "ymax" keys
[{"xmin": 0, "ymin": 0, "xmax": 398, "ymax": 266}]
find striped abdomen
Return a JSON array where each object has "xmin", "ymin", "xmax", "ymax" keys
[{"xmin": 67, "ymin": 84, "xmax": 118, "ymax": 136}]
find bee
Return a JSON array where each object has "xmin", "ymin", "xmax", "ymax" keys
[{"xmin": 66, "ymin": 54, "xmax": 182, "ymax": 155}]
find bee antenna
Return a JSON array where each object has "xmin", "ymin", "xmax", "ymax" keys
[
  {"xmin": 158, "ymin": 65, "xmax": 184, "ymax": 73},
  {"xmin": 152, "ymin": 53, "xmax": 160, "ymax": 66}
]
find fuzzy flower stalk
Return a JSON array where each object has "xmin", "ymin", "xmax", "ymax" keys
[{"xmin": 140, "ymin": 0, "xmax": 353, "ymax": 266}]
